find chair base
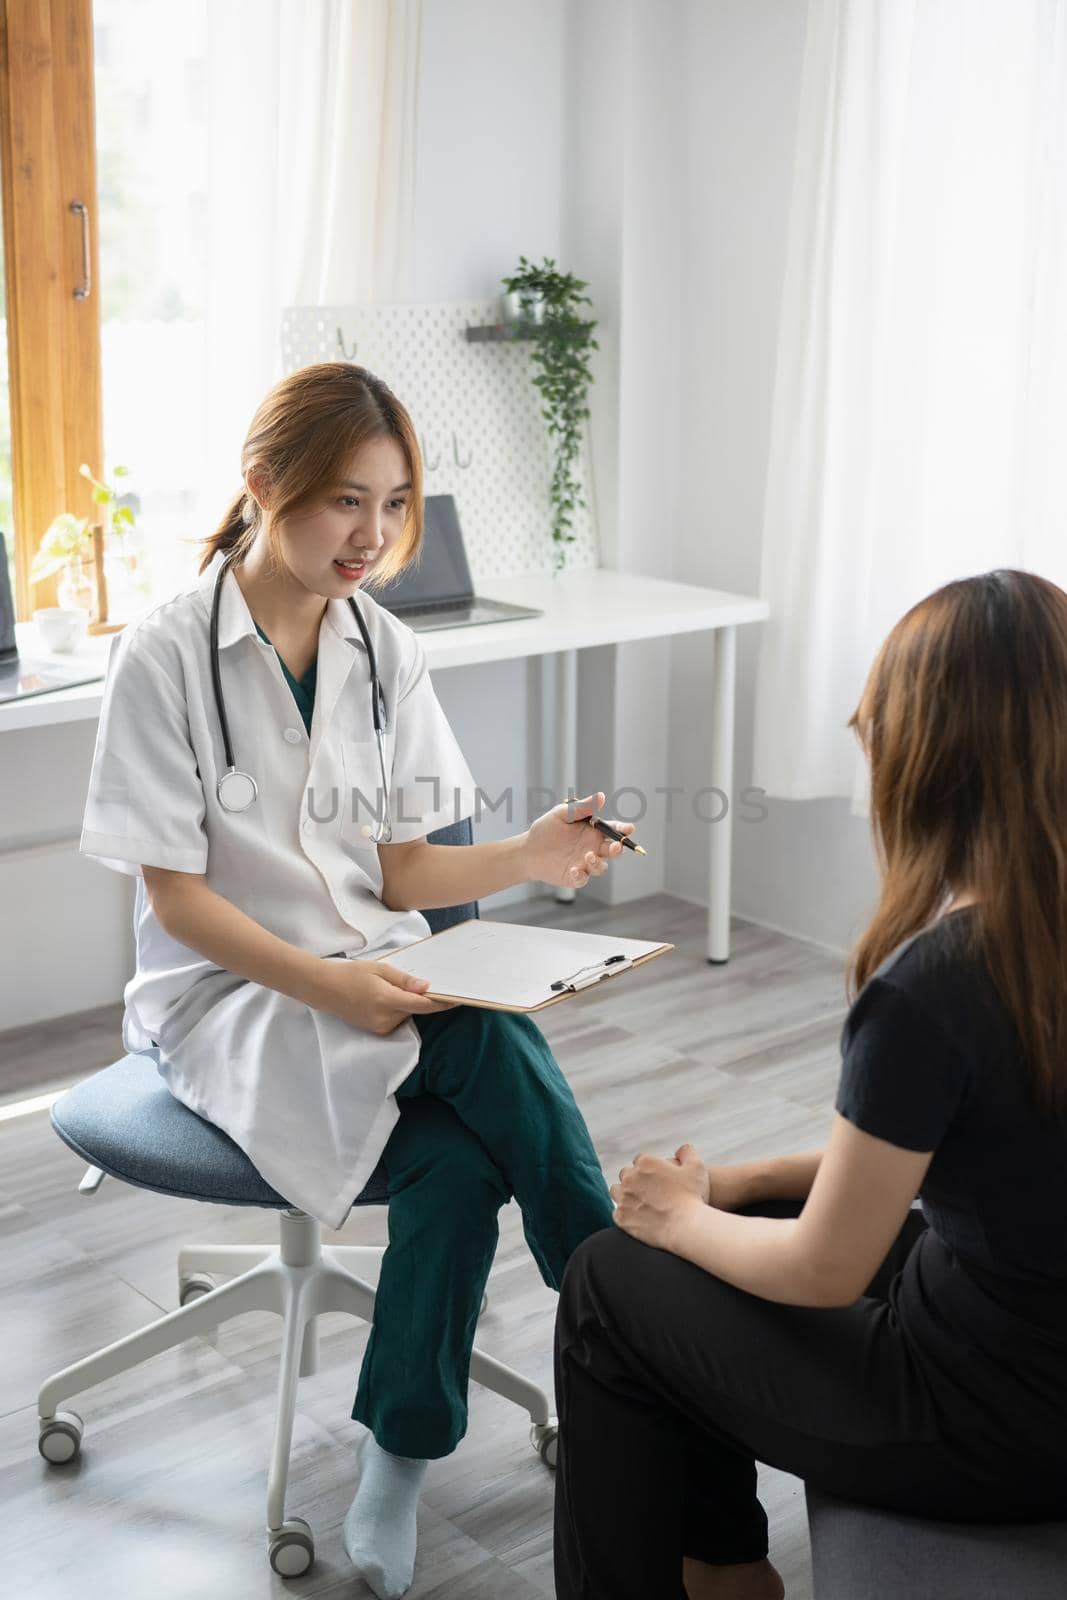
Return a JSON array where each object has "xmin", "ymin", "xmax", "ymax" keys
[{"xmin": 38, "ymin": 1209, "xmax": 556, "ymax": 1575}]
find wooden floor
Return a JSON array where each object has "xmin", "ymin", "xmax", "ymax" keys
[{"xmin": 0, "ymin": 893, "xmax": 848, "ymax": 1599}]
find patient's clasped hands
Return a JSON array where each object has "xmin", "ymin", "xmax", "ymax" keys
[
  {"xmin": 611, "ymin": 1144, "xmax": 716, "ymax": 1251},
  {"xmin": 522, "ymin": 791, "xmax": 634, "ymax": 889}
]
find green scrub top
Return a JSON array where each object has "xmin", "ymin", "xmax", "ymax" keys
[{"xmin": 254, "ymin": 620, "xmax": 317, "ymax": 735}]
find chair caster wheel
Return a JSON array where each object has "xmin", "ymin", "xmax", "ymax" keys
[
  {"xmin": 531, "ymin": 1418, "xmax": 558, "ymax": 1469},
  {"xmin": 268, "ymin": 1516, "xmax": 315, "ymax": 1577},
  {"xmin": 178, "ymin": 1272, "xmax": 215, "ymax": 1306},
  {"xmin": 39, "ymin": 1410, "xmax": 84, "ymax": 1464}
]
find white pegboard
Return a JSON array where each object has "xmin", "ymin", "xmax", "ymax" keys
[{"xmin": 280, "ymin": 301, "xmax": 599, "ymax": 579}]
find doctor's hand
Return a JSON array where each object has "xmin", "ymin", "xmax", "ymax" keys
[
  {"xmin": 522, "ymin": 791, "xmax": 635, "ymax": 889},
  {"xmin": 610, "ymin": 1145, "xmax": 711, "ymax": 1252},
  {"xmin": 319, "ymin": 960, "xmax": 458, "ymax": 1037}
]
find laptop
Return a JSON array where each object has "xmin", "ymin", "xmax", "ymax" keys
[
  {"xmin": 0, "ymin": 530, "xmax": 106, "ymax": 704},
  {"xmin": 373, "ymin": 495, "xmax": 542, "ymax": 631}
]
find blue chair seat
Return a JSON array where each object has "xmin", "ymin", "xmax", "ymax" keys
[{"xmin": 50, "ymin": 1048, "xmax": 389, "ymax": 1209}]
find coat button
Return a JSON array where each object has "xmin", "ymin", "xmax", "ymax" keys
[{"xmin": 284, "ymin": 727, "xmax": 302, "ymax": 744}]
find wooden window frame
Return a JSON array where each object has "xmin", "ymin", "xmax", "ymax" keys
[{"xmin": 0, "ymin": 0, "xmax": 102, "ymax": 621}]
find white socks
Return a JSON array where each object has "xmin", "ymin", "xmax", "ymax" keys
[{"xmin": 343, "ymin": 1432, "xmax": 428, "ymax": 1599}]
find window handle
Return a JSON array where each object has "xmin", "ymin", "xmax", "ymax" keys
[{"xmin": 69, "ymin": 199, "xmax": 91, "ymax": 301}]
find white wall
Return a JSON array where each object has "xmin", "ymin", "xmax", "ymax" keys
[
  {"xmin": 0, "ymin": 719, "xmax": 135, "ymax": 1031},
  {"xmin": 411, "ymin": 0, "xmax": 567, "ymax": 304}
]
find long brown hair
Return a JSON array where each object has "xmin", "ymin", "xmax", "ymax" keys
[
  {"xmin": 848, "ymin": 569, "xmax": 1067, "ymax": 1117},
  {"xmin": 198, "ymin": 361, "xmax": 424, "ymax": 589}
]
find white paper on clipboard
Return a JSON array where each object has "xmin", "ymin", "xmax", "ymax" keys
[{"xmin": 385, "ymin": 920, "xmax": 673, "ymax": 1012}]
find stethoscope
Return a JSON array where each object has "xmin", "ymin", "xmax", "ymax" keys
[{"xmin": 210, "ymin": 553, "xmax": 393, "ymax": 842}]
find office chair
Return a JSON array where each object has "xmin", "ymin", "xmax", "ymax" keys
[{"xmin": 37, "ymin": 819, "xmax": 558, "ymax": 1578}]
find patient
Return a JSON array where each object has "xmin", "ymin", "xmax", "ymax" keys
[{"xmin": 553, "ymin": 568, "xmax": 1067, "ymax": 1598}]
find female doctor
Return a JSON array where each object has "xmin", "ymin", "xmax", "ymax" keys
[{"xmin": 79, "ymin": 360, "xmax": 629, "ymax": 1600}]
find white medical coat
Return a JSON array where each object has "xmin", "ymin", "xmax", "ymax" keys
[{"xmin": 79, "ymin": 548, "xmax": 479, "ymax": 1228}]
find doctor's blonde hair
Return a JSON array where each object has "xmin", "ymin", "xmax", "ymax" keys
[{"xmin": 198, "ymin": 362, "xmax": 424, "ymax": 589}]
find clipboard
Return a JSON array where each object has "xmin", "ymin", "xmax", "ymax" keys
[{"xmin": 385, "ymin": 920, "xmax": 674, "ymax": 1012}]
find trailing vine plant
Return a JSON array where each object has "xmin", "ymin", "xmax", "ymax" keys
[{"xmin": 501, "ymin": 256, "xmax": 599, "ymax": 570}]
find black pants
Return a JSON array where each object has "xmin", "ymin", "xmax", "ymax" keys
[{"xmin": 553, "ymin": 1203, "xmax": 1067, "ymax": 1600}]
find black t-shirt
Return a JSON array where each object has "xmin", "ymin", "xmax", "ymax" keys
[{"xmin": 836, "ymin": 908, "xmax": 1067, "ymax": 1292}]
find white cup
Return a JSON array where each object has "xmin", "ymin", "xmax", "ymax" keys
[{"xmin": 33, "ymin": 606, "xmax": 90, "ymax": 653}]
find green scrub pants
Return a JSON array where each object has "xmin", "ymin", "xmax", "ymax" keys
[{"xmin": 350, "ymin": 1003, "xmax": 614, "ymax": 1459}]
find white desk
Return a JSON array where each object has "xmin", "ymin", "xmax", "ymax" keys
[{"xmin": 4, "ymin": 569, "xmax": 768, "ymax": 960}]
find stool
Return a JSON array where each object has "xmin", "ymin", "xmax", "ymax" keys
[{"xmin": 806, "ymin": 1485, "xmax": 1067, "ymax": 1599}]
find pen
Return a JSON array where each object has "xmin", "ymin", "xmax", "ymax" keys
[
  {"xmin": 551, "ymin": 955, "xmax": 629, "ymax": 992},
  {"xmin": 589, "ymin": 816, "xmax": 647, "ymax": 856}
]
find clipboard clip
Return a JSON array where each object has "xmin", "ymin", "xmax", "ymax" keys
[{"xmin": 550, "ymin": 954, "xmax": 633, "ymax": 993}]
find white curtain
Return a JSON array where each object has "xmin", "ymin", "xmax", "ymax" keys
[
  {"xmin": 752, "ymin": 0, "xmax": 1067, "ymax": 807},
  {"xmin": 201, "ymin": 0, "xmax": 422, "ymax": 532}
]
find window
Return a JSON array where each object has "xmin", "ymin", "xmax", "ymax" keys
[
  {"xmin": 93, "ymin": 0, "xmax": 209, "ymax": 608},
  {"xmin": 0, "ymin": 0, "xmax": 102, "ymax": 622},
  {"xmin": 0, "ymin": 218, "xmax": 13, "ymax": 605},
  {"xmin": 0, "ymin": 0, "xmax": 210, "ymax": 621}
]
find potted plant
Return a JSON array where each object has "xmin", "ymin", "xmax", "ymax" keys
[
  {"xmin": 80, "ymin": 462, "xmax": 145, "ymax": 614},
  {"xmin": 30, "ymin": 512, "xmax": 97, "ymax": 611},
  {"xmin": 30, "ymin": 463, "xmax": 140, "ymax": 616},
  {"xmin": 500, "ymin": 256, "xmax": 599, "ymax": 570}
]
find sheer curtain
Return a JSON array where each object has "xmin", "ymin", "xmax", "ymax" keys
[
  {"xmin": 752, "ymin": 0, "xmax": 1067, "ymax": 807},
  {"xmin": 198, "ymin": 0, "xmax": 421, "ymax": 570}
]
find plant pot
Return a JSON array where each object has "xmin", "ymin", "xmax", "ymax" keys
[
  {"xmin": 57, "ymin": 556, "xmax": 96, "ymax": 614},
  {"xmin": 501, "ymin": 289, "xmax": 546, "ymax": 326}
]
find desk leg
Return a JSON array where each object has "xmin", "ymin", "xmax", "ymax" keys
[
  {"xmin": 553, "ymin": 649, "xmax": 578, "ymax": 904},
  {"xmin": 708, "ymin": 625, "xmax": 736, "ymax": 963}
]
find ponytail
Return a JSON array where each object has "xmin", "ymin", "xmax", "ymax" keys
[{"xmin": 197, "ymin": 489, "xmax": 258, "ymax": 575}]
